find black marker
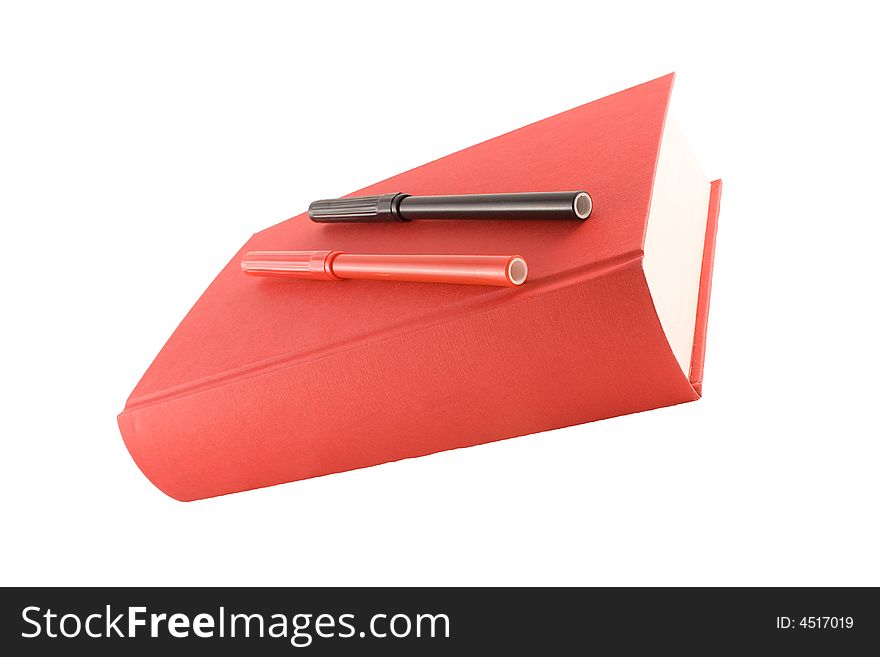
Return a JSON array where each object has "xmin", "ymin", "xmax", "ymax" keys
[{"xmin": 308, "ymin": 191, "xmax": 592, "ymax": 223}]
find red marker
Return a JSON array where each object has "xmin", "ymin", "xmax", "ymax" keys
[{"xmin": 241, "ymin": 251, "xmax": 528, "ymax": 287}]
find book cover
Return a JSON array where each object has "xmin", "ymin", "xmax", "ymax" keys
[{"xmin": 119, "ymin": 73, "xmax": 721, "ymax": 501}]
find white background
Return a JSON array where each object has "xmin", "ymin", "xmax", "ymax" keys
[{"xmin": 2, "ymin": 1, "xmax": 878, "ymax": 586}]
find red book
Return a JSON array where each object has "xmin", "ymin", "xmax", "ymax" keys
[{"xmin": 119, "ymin": 73, "xmax": 721, "ymax": 501}]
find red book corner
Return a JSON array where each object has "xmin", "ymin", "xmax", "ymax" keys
[{"xmin": 118, "ymin": 73, "xmax": 722, "ymax": 501}]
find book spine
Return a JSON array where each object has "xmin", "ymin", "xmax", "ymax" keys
[{"xmin": 119, "ymin": 261, "xmax": 696, "ymax": 501}]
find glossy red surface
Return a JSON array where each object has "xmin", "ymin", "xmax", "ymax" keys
[{"xmin": 241, "ymin": 251, "xmax": 527, "ymax": 287}]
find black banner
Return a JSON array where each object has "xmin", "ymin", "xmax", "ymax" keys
[{"xmin": 1, "ymin": 587, "xmax": 876, "ymax": 654}]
